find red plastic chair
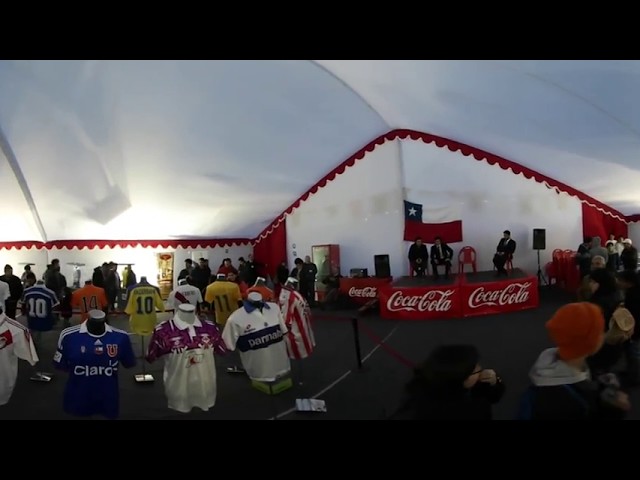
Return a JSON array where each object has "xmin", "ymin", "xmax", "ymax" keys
[{"xmin": 458, "ymin": 246, "xmax": 477, "ymax": 274}]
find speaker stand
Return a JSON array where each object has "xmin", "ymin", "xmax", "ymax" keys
[{"xmin": 536, "ymin": 249, "xmax": 549, "ymax": 287}]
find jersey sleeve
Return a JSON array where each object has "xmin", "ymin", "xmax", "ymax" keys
[
  {"xmin": 204, "ymin": 286, "xmax": 215, "ymax": 304},
  {"xmin": 14, "ymin": 328, "xmax": 39, "ymax": 366},
  {"xmin": 166, "ymin": 290, "xmax": 176, "ymax": 309},
  {"xmin": 53, "ymin": 330, "xmax": 71, "ymax": 371},
  {"xmin": 231, "ymin": 285, "xmax": 242, "ymax": 308},
  {"xmin": 221, "ymin": 320, "xmax": 238, "ymax": 351},
  {"xmin": 71, "ymin": 291, "xmax": 81, "ymax": 309},
  {"xmin": 276, "ymin": 307, "xmax": 289, "ymax": 335},
  {"xmin": 124, "ymin": 291, "xmax": 136, "ymax": 315},
  {"xmin": 119, "ymin": 334, "xmax": 137, "ymax": 369},
  {"xmin": 97, "ymin": 288, "xmax": 108, "ymax": 309},
  {"xmin": 145, "ymin": 327, "xmax": 167, "ymax": 363},
  {"xmin": 154, "ymin": 291, "xmax": 165, "ymax": 312}
]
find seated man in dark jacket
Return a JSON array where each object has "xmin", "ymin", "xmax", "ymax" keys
[
  {"xmin": 519, "ymin": 302, "xmax": 629, "ymax": 420},
  {"xmin": 430, "ymin": 237, "xmax": 454, "ymax": 280}
]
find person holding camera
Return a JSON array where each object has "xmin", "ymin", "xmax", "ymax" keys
[{"xmin": 518, "ymin": 302, "xmax": 630, "ymax": 420}]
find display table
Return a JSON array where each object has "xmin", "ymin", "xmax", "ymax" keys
[{"xmin": 339, "ymin": 277, "xmax": 393, "ymax": 306}]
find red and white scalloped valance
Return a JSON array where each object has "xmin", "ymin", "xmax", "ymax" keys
[
  {"xmin": 254, "ymin": 128, "xmax": 639, "ymax": 244},
  {"xmin": 0, "ymin": 238, "xmax": 252, "ymax": 251}
]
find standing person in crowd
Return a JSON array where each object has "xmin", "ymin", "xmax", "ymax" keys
[
  {"xmin": 587, "ymin": 268, "xmax": 622, "ymax": 324},
  {"xmin": 519, "ymin": 302, "xmax": 630, "ymax": 420},
  {"xmin": 577, "ymin": 255, "xmax": 606, "ymax": 301},
  {"xmin": 391, "ymin": 345, "xmax": 505, "ymax": 420},
  {"xmin": 217, "ymin": 258, "xmax": 238, "ymax": 277},
  {"xmin": 177, "ymin": 259, "xmax": 194, "ymax": 282},
  {"xmin": 620, "ymin": 239, "xmax": 638, "ymax": 272},
  {"xmin": 299, "ymin": 256, "xmax": 317, "ymax": 307},
  {"xmin": 274, "ymin": 260, "xmax": 289, "ymax": 299},
  {"xmin": 576, "ymin": 236, "xmax": 593, "ymax": 278},
  {"xmin": 0, "ymin": 265, "xmax": 23, "ymax": 320},
  {"xmin": 589, "ymin": 236, "xmax": 609, "ymax": 265}
]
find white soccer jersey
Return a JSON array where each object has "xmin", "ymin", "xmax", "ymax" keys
[
  {"xmin": 0, "ymin": 280, "xmax": 10, "ymax": 313},
  {"xmin": 222, "ymin": 302, "xmax": 290, "ymax": 382},
  {"xmin": 146, "ymin": 315, "xmax": 227, "ymax": 413},
  {"xmin": 0, "ymin": 314, "xmax": 38, "ymax": 406},
  {"xmin": 167, "ymin": 284, "xmax": 203, "ymax": 310},
  {"xmin": 278, "ymin": 287, "xmax": 316, "ymax": 360}
]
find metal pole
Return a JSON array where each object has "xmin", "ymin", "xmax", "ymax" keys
[{"xmin": 351, "ymin": 317, "xmax": 363, "ymax": 370}]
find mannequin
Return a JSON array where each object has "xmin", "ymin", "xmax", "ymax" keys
[
  {"xmin": 246, "ymin": 277, "xmax": 274, "ymax": 302},
  {"xmin": 176, "ymin": 303, "xmax": 197, "ymax": 325},
  {"xmin": 278, "ymin": 277, "xmax": 316, "ymax": 384},
  {"xmin": 222, "ymin": 290, "xmax": 291, "ymax": 383},
  {"xmin": 53, "ymin": 308, "xmax": 136, "ymax": 419},
  {"xmin": 86, "ymin": 309, "xmax": 107, "ymax": 335},
  {"xmin": 146, "ymin": 299, "xmax": 226, "ymax": 413}
]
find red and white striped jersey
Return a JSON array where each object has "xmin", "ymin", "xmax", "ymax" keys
[
  {"xmin": 278, "ymin": 286, "xmax": 315, "ymax": 359},
  {"xmin": 0, "ymin": 313, "xmax": 38, "ymax": 406}
]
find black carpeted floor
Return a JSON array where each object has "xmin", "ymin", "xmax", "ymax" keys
[{"xmin": 3, "ymin": 286, "xmax": 640, "ymax": 420}]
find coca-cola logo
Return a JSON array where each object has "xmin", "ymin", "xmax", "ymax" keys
[
  {"xmin": 348, "ymin": 286, "xmax": 377, "ymax": 298},
  {"xmin": 468, "ymin": 282, "xmax": 532, "ymax": 309},
  {"xmin": 386, "ymin": 290, "xmax": 454, "ymax": 313}
]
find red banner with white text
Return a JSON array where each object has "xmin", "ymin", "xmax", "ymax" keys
[
  {"xmin": 340, "ymin": 277, "xmax": 393, "ymax": 306},
  {"xmin": 378, "ymin": 285, "xmax": 463, "ymax": 320},
  {"xmin": 461, "ymin": 275, "xmax": 539, "ymax": 317}
]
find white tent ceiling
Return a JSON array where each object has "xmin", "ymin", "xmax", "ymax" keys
[{"xmin": 1, "ymin": 60, "xmax": 639, "ymax": 243}]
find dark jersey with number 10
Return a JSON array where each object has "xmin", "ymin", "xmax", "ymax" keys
[{"xmin": 124, "ymin": 282, "xmax": 165, "ymax": 335}]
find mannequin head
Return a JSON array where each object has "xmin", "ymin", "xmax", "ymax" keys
[
  {"xmin": 246, "ymin": 291, "xmax": 265, "ymax": 312},
  {"xmin": 176, "ymin": 303, "xmax": 196, "ymax": 324},
  {"xmin": 140, "ymin": 276, "xmax": 148, "ymax": 283},
  {"xmin": 86, "ymin": 309, "xmax": 107, "ymax": 335}
]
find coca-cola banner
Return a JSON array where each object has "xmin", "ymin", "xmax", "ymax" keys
[
  {"xmin": 378, "ymin": 286, "xmax": 463, "ymax": 320},
  {"xmin": 461, "ymin": 276, "xmax": 539, "ymax": 317},
  {"xmin": 340, "ymin": 277, "xmax": 393, "ymax": 306}
]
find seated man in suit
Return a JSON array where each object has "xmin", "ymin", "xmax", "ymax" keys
[
  {"xmin": 430, "ymin": 236, "xmax": 454, "ymax": 280},
  {"xmin": 493, "ymin": 230, "xmax": 516, "ymax": 275},
  {"xmin": 408, "ymin": 237, "xmax": 429, "ymax": 277}
]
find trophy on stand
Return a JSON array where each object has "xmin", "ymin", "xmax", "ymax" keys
[{"xmin": 67, "ymin": 262, "xmax": 86, "ymax": 288}]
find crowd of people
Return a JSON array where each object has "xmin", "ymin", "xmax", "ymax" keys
[{"xmin": 392, "ymin": 233, "xmax": 640, "ymax": 420}]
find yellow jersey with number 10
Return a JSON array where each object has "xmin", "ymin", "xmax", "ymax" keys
[
  {"xmin": 205, "ymin": 281, "xmax": 241, "ymax": 326},
  {"xmin": 125, "ymin": 283, "xmax": 165, "ymax": 335}
]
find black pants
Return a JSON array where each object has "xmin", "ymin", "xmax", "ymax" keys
[
  {"xmin": 493, "ymin": 253, "xmax": 508, "ymax": 273},
  {"xmin": 412, "ymin": 262, "xmax": 426, "ymax": 277},
  {"xmin": 299, "ymin": 281, "xmax": 315, "ymax": 306},
  {"xmin": 5, "ymin": 299, "xmax": 17, "ymax": 319},
  {"xmin": 431, "ymin": 261, "xmax": 451, "ymax": 278}
]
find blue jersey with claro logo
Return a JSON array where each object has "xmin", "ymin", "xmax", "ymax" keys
[
  {"xmin": 53, "ymin": 323, "xmax": 136, "ymax": 419},
  {"xmin": 22, "ymin": 284, "xmax": 59, "ymax": 332}
]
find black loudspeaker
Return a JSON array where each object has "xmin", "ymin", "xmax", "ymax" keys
[
  {"xmin": 374, "ymin": 254, "xmax": 391, "ymax": 278},
  {"xmin": 533, "ymin": 229, "xmax": 546, "ymax": 250}
]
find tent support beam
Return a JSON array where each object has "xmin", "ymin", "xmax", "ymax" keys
[
  {"xmin": 308, "ymin": 60, "xmax": 392, "ymax": 130},
  {"xmin": 0, "ymin": 124, "xmax": 48, "ymax": 243}
]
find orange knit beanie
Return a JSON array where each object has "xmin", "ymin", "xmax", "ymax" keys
[{"xmin": 546, "ymin": 302, "xmax": 605, "ymax": 360}]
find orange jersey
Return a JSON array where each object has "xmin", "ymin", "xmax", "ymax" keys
[
  {"xmin": 72, "ymin": 284, "xmax": 108, "ymax": 321},
  {"xmin": 246, "ymin": 286, "xmax": 274, "ymax": 302}
]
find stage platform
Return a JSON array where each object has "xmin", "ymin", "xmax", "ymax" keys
[
  {"xmin": 378, "ymin": 268, "xmax": 539, "ymax": 321},
  {"xmin": 392, "ymin": 274, "xmax": 459, "ymax": 288},
  {"xmin": 461, "ymin": 268, "xmax": 529, "ymax": 284}
]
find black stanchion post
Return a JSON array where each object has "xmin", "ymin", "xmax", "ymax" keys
[{"xmin": 351, "ymin": 317, "xmax": 363, "ymax": 370}]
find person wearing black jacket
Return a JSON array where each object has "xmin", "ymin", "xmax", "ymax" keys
[
  {"xmin": 520, "ymin": 302, "xmax": 629, "ymax": 420},
  {"xmin": 391, "ymin": 344, "xmax": 505, "ymax": 420},
  {"xmin": 493, "ymin": 230, "xmax": 516, "ymax": 275},
  {"xmin": 408, "ymin": 237, "xmax": 429, "ymax": 277},
  {"xmin": 616, "ymin": 270, "xmax": 640, "ymax": 385},
  {"xmin": 430, "ymin": 237, "xmax": 454, "ymax": 280},
  {"xmin": 0, "ymin": 265, "xmax": 23, "ymax": 319}
]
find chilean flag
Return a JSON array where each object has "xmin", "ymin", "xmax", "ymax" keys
[{"xmin": 403, "ymin": 200, "xmax": 463, "ymax": 243}]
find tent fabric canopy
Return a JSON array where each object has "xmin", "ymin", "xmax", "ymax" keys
[{"xmin": 1, "ymin": 60, "xmax": 639, "ymax": 244}]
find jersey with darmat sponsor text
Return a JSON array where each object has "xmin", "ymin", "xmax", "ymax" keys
[
  {"xmin": 53, "ymin": 323, "xmax": 136, "ymax": 419},
  {"xmin": 147, "ymin": 314, "xmax": 226, "ymax": 413},
  {"xmin": 0, "ymin": 313, "xmax": 38, "ymax": 406},
  {"xmin": 21, "ymin": 284, "xmax": 59, "ymax": 332},
  {"xmin": 167, "ymin": 284, "xmax": 203, "ymax": 310},
  {"xmin": 222, "ymin": 301, "xmax": 290, "ymax": 382}
]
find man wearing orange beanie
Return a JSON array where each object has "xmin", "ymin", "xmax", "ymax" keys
[{"xmin": 517, "ymin": 302, "xmax": 630, "ymax": 420}]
